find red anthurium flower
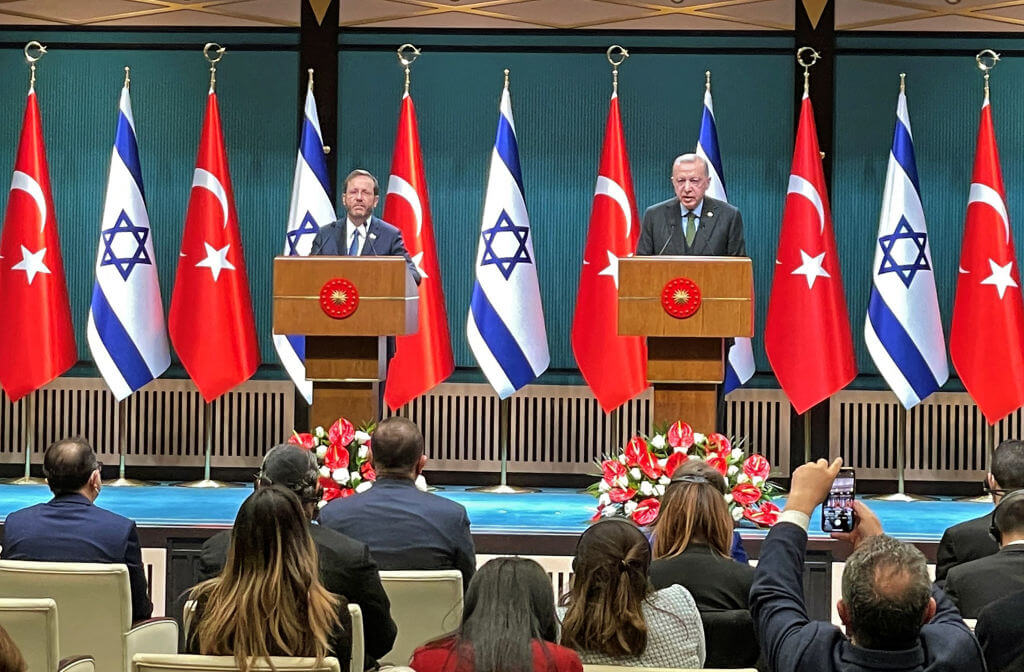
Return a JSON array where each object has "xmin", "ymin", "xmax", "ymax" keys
[
  {"xmin": 609, "ymin": 487, "xmax": 637, "ymax": 503},
  {"xmin": 631, "ymin": 498, "xmax": 661, "ymax": 526},
  {"xmin": 591, "ymin": 506, "xmax": 605, "ymax": 522},
  {"xmin": 602, "ymin": 459, "xmax": 627, "ymax": 482},
  {"xmin": 743, "ymin": 454, "xmax": 771, "ymax": 480},
  {"xmin": 323, "ymin": 444, "xmax": 350, "ymax": 470},
  {"xmin": 663, "ymin": 452, "xmax": 689, "ymax": 478},
  {"xmin": 731, "ymin": 483, "xmax": 763, "ymax": 506},
  {"xmin": 706, "ymin": 433, "xmax": 732, "ymax": 452},
  {"xmin": 361, "ymin": 462, "xmax": 376, "ymax": 480},
  {"xmin": 667, "ymin": 422, "xmax": 694, "ymax": 450},
  {"xmin": 707, "ymin": 453, "xmax": 728, "ymax": 476},
  {"xmin": 288, "ymin": 432, "xmax": 316, "ymax": 450},
  {"xmin": 638, "ymin": 449, "xmax": 662, "ymax": 480},
  {"xmin": 743, "ymin": 501, "xmax": 781, "ymax": 527},
  {"xmin": 329, "ymin": 418, "xmax": 356, "ymax": 448},
  {"xmin": 624, "ymin": 437, "xmax": 647, "ymax": 466}
]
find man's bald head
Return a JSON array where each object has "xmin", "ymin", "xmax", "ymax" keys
[
  {"xmin": 43, "ymin": 438, "xmax": 100, "ymax": 496},
  {"xmin": 371, "ymin": 417, "xmax": 426, "ymax": 477}
]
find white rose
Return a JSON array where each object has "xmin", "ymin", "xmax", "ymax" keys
[
  {"xmin": 618, "ymin": 455, "xmax": 628, "ymax": 464},
  {"xmin": 614, "ymin": 475, "xmax": 629, "ymax": 489},
  {"xmin": 731, "ymin": 507, "xmax": 744, "ymax": 521},
  {"xmin": 314, "ymin": 426, "xmax": 327, "ymax": 439},
  {"xmin": 728, "ymin": 465, "xmax": 739, "ymax": 477},
  {"xmin": 602, "ymin": 505, "xmax": 620, "ymax": 518},
  {"xmin": 639, "ymin": 481, "xmax": 654, "ymax": 496},
  {"xmin": 657, "ymin": 457, "xmax": 668, "ymax": 468},
  {"xmin": 724, "ymin": 494, "xmax": 734, "ymax": 504},
  {"xmin": 332, "ymin": 468, "xmax": 350, "ymax": 485},
  {"xmin": 599, "ymin": 480, "xmax": 611, "ymax": 492},
  {"xmin": 624, "ymin": 500, "xmax": 638, "ymax": 515},
  {"xmin": 318, "ymin": 466, "xmax": 331, "ymax": 478},
  {"xmin": 354, "ymin": 430, "xmax": 371, "ymax": 443},
  {"xmin": 650, "ymin": 435, "xmax": 666, "ymax": 449},
  {"xmin": 737, "ymin": 473, "xmax": 750, "ymax": 484},
  {"xmin": 693, "ymin": 432, "xmax": 706, "ymax": 444},
  {"xmin": 355, "ymin": 481, "xmax": 373, "ymax": 493},
  {"xmin": 654, "ymin": 483, "xmax": 666, "ymax": 497},
  {"xmin": 599, "ymin": 493, "xmax": 612, "ymax": 507},
  {"xmin": 658, "ymin": 475, "xmax": 671, "ymax": 485},
  {"xmin": 732, "ymin": 448, "xmax": 744, "ymax": 460},
  {"xmin": 315, "ymin": 445, "xmax": 328, "ymax": 459},
  {"xmin": 630, "ymin": 467, "xmax": 642, "ymax": 480},
  {"xmin": 358, "ymin": 445, "xmax": 369, "ymax": 459},
  {"xmin": 673, "ymin": 445, "xmax": 688, "ymax": 454}
]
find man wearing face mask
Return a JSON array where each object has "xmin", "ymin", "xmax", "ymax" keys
[{"xmin": 636, "ymin": 153, "xmax": 745, "ymax": 257}]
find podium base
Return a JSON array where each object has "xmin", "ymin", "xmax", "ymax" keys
[
  {"xmin": 467, "ymin": 484, "xmax": 538, "ymax": 495},
  {"xmin": 869, "ymin": 492, "xmax": 935, "ymax": 502},
  {"xmin": 175, "ymin": 479, "xmax": 240, "ymax": 489},
  {"xmin": 104, "ymin": 477, "xmax": 151, "ymax": 487}
]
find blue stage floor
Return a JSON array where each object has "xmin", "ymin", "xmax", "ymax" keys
[{"xmin": 0, "ymin": 484, "xmax": 993, "ymax": 541}]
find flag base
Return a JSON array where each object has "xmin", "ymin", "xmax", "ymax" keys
[
  {"xmin": 869, "ymin": 492, "xmax": 935, "ymax": 502},
  {"xmin": 467, "ymin": 484, "xmax": 538, "ymax": 495},
  {"xmin": 175, "ymin": 478, "xmax": 239, "ymax": 489},
  {"xmin": 104, "ymin": 477, "xmax": 151, "ymax": 487},
  {"xmin": 6, "ymin": 475, "xmax": 45, "ymax": 485}
]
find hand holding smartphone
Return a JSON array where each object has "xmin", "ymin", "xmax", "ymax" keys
[{"xmin": 821, "ymin": 467, "xmax": 856, "ymax": 533}]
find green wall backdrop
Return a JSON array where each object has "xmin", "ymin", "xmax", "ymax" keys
[{"xmin": 3, "ymin": 29, "xmax": 1021, "ymax": 392}]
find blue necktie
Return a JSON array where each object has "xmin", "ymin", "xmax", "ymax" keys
[{"xmin": 348, "ymin": 229, "xmax": 360, "ymax": 256}]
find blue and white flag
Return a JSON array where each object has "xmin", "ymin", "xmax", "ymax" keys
[
  {"xmin": 865, "ymin": 84, "xmax": 947, "ymax": 409},
  {"xmin": 467, "ymin": 81, "xmax": 549, "ymax": 398},
  {"xmin": 696, "ymin": 79, "xmax": 755, "ymax": 394},
  {"xmin": 87, "ymin": 82, "xmax": 170, "ymax": 400},
  {"xmin": 273, "ymin": 86, "xmax": 334, "ymax": 404}
]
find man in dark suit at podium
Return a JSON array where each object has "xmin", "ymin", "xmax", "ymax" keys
[
  {"xmin": 310, "ymin": 169, "xmax": 420, "ymax": 285},
  {"xmin": 636, "ymin": 153, "xmax": 745, "ymax": 257}
]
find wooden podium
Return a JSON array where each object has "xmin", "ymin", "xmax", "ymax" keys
[
  {"xmin": 273, "ymin": 256, "xmax": 418, "ymax": 429},
  {"xmin": 618, "ymin": 257, "xmax": 753, "ymax": 433}
]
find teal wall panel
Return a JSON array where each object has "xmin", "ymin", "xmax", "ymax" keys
[{"xmin": 338, "ymin": 40, "xmax": 793, "ymax": 372}]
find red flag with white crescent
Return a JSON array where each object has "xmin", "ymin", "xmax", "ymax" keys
[
  {"xmin": 0, "ymin": 90, "xmax": 77, "ymax": 401},
  {"xmin": 571, "ymin": 93, "xmax": 647, "ymax": 413},
  {"xmin": 950, "ymin": 95, "xmax": 1024, "ymax": 424},
  {"xmin": 169, "ymin": 91, "xmax": 259, "ymax": 402},
  {"xmin": 764, "ymin": 93, "xmax": 855, "ymax": 414},
  {"xmin": 382, "ymin": 93, "xmax": 454, "ymax": 410}
]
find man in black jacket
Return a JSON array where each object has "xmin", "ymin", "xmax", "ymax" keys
[
  {"xmin": 197, "ymin": 445, "xmax": 397, "ymax": 669},
  {"xmin": 936, "ymin": 439, "xmax": 1024, "ymax": 581},
  {"xmin": 976, "ymin": 589, "xmax": 1024, "ymax": 671}
]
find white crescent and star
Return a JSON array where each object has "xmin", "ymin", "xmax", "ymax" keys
[
  {"xmin": 195, "ymin": 242, "xmax": 235, "ymax": 281},
  {"xmin": 192, "ymin": 169, "xmax": 229, "ymax": 229},
  {"xmin": 387, "ymin": 174, "xmax": 429, "ymax": 279},
  {"xmin": 980, "ymin": 258, "xmax": 1018, "ymax": 299},
  {"xmin": 791, "ymin": 249, "xmax": 830, "ymax": 289},
  {"xmin": 786, "ymin": 175, "xmax": 825, "ymax": 235},
  {"xmin": 10, "ymin": 171, "xmax": 47, "ymax": 233},
  {"xmin": 591, "ymin": 176, "xmax": 635, "ymax": 289},
  {"xmin": 11, "ymin": 245, "xmax": 50, "ymax": 284},
  {"xmin": 968, "ymin": 182, "xmax": 1010, "ymax": 244}
]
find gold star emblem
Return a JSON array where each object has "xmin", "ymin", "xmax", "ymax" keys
[
  {"xmin": 331, "ymin": 289, "xmax": 348, "ymax": 305},
  {"xmin": 673, "ymin": 288, "xmax": 690, "ymax": 305}
]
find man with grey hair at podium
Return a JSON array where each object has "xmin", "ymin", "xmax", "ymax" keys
[{"xmin": 636, "ymin": 153, "xmax": 745, "ymax": 257}]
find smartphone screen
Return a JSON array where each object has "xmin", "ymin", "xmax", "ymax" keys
[{"xmin": 821, "ymin": 468, "xmax": 856, "ymax": 533}]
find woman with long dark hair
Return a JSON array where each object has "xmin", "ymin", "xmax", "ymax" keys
[
  {"xmin": 559, "ymin": 518, "xmax": 704, "ymax": 667},
  {"xmin": 411, "ymin": 557, "xmax": 582, "ymax": 672},
  {"xmin": 187, "ymin": 486, "xmax": 350, "ymax": 672}
]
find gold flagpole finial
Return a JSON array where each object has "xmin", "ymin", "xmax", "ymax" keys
[
  {"xmin": 124, "ymin": 66, "xmax": 131, "ymax": 90},
  {"xmin": 307, "ymin": 68, "xmax": 314, "ymax": 91},
  {"xmin": 504, "ymin": 68, "xmax": 510, "ymax": 90},
  {"xmin": 203, "ymin": 42, "xmax": 226, "ymax": 92},
  {"xmin": 705, "ymin": 70, "xmax": 711, "ymax": 92},
  {"xmin": 24, "ymin": 41, "xmax": 46, "ymax": 93},
  {"xmin": 397, "ymin": 43, "xmax": 421, "ymax": 96},
  {"xmin": 796, "ymin": 46, "xmax": 820, "ymax": 96},
  {"xmin": 607, "ymin": 45, "xmax": 629, "ymax": 95},
  {"xmin": 899, "ymin": 72, "xmax": 905, "ymax": 94},
  {"xmin": 976, "ymin": 49, "xmax": 1000, "ymax": 100}
]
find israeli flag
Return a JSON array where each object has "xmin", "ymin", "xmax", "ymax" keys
[
  {"xmin": 273, "ymin": 87, "xmax": 334, "ymax": 404},
  {"xmin": 87, "ymin": 83, "xmax": 170, "ymax": 400},
  {"xmin": 696, "ymin": 81, "xmax": 755, "ymax": 394},
  {"xmin": 865, "ymin": 85, "xmax": 947, "ymax": 408},
  {"xmin": 467, "ymin": 81, "xmax": 549, "ymax": 398}
]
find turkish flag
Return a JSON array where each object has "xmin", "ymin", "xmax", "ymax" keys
[
  {"xmin": 382, "ymin": 93, "xmax": 454, "ymax": 410},
  {"xmin": 0, "ymin": 91, "xmax": 77, "ymax": 401},
  {"xmin": 571, "ymin": 94, "xmax": 647, "ymax": 413},
  {"xmin": 950, "ymin": 96, "xmax": 1024, "ymax": 424},
  {"xmin": 169, "ymin": 92, "xmax": 259, "ymax": 402},
  {"xmin": 764, "ymin": 94, "xmax": 855, "ymax": 414}
]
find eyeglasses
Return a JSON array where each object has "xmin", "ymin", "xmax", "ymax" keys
[{"xmin": 93, "ymin": 461, "xmax": 103, "ymax": 472}]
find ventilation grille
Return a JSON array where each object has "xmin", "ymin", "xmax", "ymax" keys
[{"xmin": 724, "ymin": 388, "xmax": 791, "ymax": 476}]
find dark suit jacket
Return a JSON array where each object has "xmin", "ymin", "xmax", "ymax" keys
[
  {"xmin": 750, "ymin": 523, "xmax": 985, "ymax": 672},
  {"xmin": 649, "ymin": 544, "xmax": 754, "ymax": 611},
  {"xmin": 310, "ymin": 216, "xmax": 421, "ymax": 284},
  {"xmin": 944, "ymin": 544, "xmax": 1024, "ymax": 618},
  {"xmin": 636, "ymin": 196, "xmax": 746, "ymax": 257},
  {"xmin": 197, "ymin": 522, "xmax": 397, "ymax": 668},
  {"xmin": 319, "ymin": 478, "xmax": 476, "ymax": 587},
  {"xmin": 976, "ymin": 589, "xmax": 1024, "ymax": 672},
  {"xmin": 0, "ymin": 493, "xmax": 152, "ymax": 624},
  {"xmin": 935, "ymin": 513, "xmax": 998, "ymax": 582}
]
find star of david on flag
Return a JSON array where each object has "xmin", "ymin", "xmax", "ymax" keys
[
  {"xmin": 87, "ymin": 80, "xmax": 170, "ymax": 401},
  {"xmin": 468, "ymin": 77, "xmax": 549, "ymax": 399},
  {"xmin": 865, "ymin": 82, "xmax": 947, "ymax": 410},
  {"xmin": 273, "ymin": 84, "xmax": 334, "ymax": 404}
]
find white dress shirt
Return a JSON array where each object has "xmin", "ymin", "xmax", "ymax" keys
[{"xmin": 345, "ymin": 217, "xmax": 369, "ymax": 256}]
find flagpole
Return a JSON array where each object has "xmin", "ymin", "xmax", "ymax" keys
[
  {"xmin": 871, "ymin": 404, "xmax": 933, "ymax": 501},
  {"xmin": 178, "ymin": 401, "xmax": 235, "ymax": 488},
  {"xmin": 105, "ymin": 399, "xmax": 149, "ymax": 487},
  {"xmin": 9, "ymin": 393, "xmax": 44, "ymax": 485}
]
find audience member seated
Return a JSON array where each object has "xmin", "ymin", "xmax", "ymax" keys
[
  {"xmin": 944, "ymin": 488, "xmax": 1024, "ymax": 618},
  {"xmin": 187, "ymin": 486, "xmax": 351, "ymax": 671},
  {"xmin": 975, "ymin": 589, "xmax": 1024, "ymax": 672},
  {"xmin": 0, "ymin": 437, "xmax": 152, "ymax": 623},
  {"xmin": 649, "ymin": 460, "xmax": 755, "ymax": 611},
  {"xmin": 936, "ymin": 438, "xmax": 1024, "ymax": 581},
  {"xmin": 320, "ymin": 417, "xmax": 475, "ymax": 586},
  {"xmin": 0, "ymin": 624, "xmax": 26, "ymax": 672},
  {"xmin": 197, "ymin": 444, "xmax": 396, "ymax": 669},
  {"xmin": 411, "ymin": 557, "xmax": 582, "ymax": 672},
  {"xmin": 558, "ymin": 518, "xmax": 704, "ymax": 668},
  {"xmin": 751, "ymin": 457, "xmax": 985, "ymax": 672}
]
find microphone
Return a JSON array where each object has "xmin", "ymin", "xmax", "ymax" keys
[
  {"xmin": 657, "ymin": 226, "xmax": 676, "ymax": 256},
  {"xmin": 309, "ymin": 230, "xmax": 327, "ymax": 256}
]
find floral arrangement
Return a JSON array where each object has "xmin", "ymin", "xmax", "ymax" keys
[
  {"xmin": 590, "ymin": 421, "xmax": 782, "ymax": 527},
  {"xmin": 288, "ymin": 418, "xmax": 375, "ymax": 505}
]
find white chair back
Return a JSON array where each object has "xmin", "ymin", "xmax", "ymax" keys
[
  {"xmin": 347, "ymin": 603, "xmax": 363, "ymax": 672},
  {"xmin": 131, "ymin": 654, "xmax": 341, "ymax": 671},
  {"xmin": 378, "ymin": 570, "xmax": 463, "ymax": 666},
  {"xmin": 0, "ymin": 597, "xmax": 60, "ymax": 672}
]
